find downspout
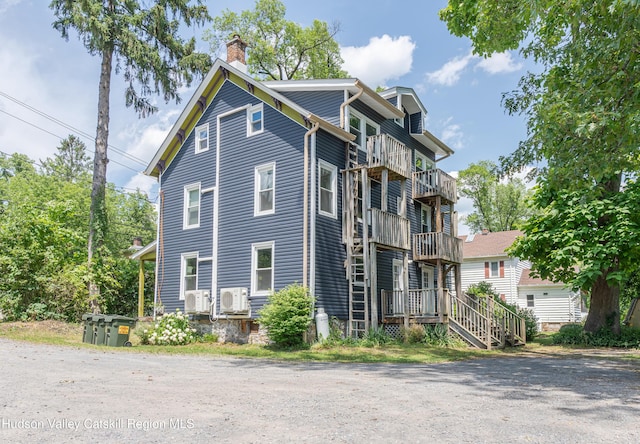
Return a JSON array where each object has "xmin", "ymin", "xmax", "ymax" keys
[
  {"xmin": 340, "ymin": 81, "xmax": 364, "ymax": 129},
  {"xmin": 303, "ymin": 121, "xmax": 320, "ymax": 289},
  {"xmin": 153, "ymin": 171, "xmax": 163, "ymax": 321}
]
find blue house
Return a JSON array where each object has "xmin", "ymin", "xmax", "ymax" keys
[{"xmin": 143, "ymin": 36, "xmax": 466, "ymax": 342}]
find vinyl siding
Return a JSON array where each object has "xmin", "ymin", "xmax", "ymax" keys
[
  {"xmin": 314, "ymin": 131, "xmax": 348, "ymax": 318},
  {"xmin": 460, "ymin": 257, "xmax": 520, "ymax": 304},
  {"xmin": 157, "ymin": 80, "xmax": 307, "ymax": 314},
  {"xmin": 276, "ymin": 90, "xmax": 343, "ymax": 127},
  {"xmin": 517, "ymin": 286, "xmax": 582, "ymax": 323}
]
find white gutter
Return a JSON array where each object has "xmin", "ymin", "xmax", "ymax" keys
[
  {"xmin": 340, "ymin": 83, "xmax": 364, "ymax": 129},
  {"xmin": 153, "ymin": 173, "xmax": 162, "ymax": 321},
  {"xmin": 303, "ymin": 121, "xmax": 320, "ymax": 288}
]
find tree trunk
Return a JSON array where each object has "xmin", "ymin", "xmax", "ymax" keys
[
  {"xmin": 583, "ymin": 271, "xmax": 621, "ymax": 335},
  {"xmin": 87, "ymin": 46, "xmax": 113, "ymax": 314}
]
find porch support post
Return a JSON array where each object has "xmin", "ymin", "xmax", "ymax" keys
[
  {"xmin": 138, "ymin": 260, "xmax": 145, "ymax": 318},
  {"xmin": 403, "ymin": 251, "xmax": 410, "ymax": 330},
  {"xmin": 370, "ymin": 243, "xmax": 378, "ymax": 329}
]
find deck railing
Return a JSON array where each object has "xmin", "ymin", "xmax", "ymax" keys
[
  {"xmin": 370, "ymin": 208, "xmax": 410, "ymax": 250},
  {"xmin": 413, "ymin": 169, "xmax": 457, "ymax": 203},
  {"xmin": 413, "ymin": 232, "xmax": 463, "ymax": 263},
  {"xmin": 381, "ymin": 288, "xmax": 447, "ymax": 317},
  {"xmin": 367, "ymin": 134, "xmax": 412, "ymax": 179},
  {"xmin": 450, "ymin": 293, "xmax": 526, "ymax": 348}
]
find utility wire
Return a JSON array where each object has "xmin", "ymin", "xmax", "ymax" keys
[
  {"xmin": 0, "ymin": 90, "xmax": 149, "ymax": 167},
  {"xmin": 0, "ymin": 110, "xmax": 142, "ymax": 174}
]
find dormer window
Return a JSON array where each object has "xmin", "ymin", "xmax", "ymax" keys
[{"xmin": 195, "ymin": 123, "xmax": 209, "ymax": 153}]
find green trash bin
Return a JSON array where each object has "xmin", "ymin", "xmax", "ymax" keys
[
  {"xmin": 103, "ymin": 315, "xmax": 136, "ymax": 347},
  {"xmin": 81, "ymin": 314, "xmax": 93, "ymax": 344},
  {"xmin": 92, "ymin": 315, "xmax": 107, "ymax": 345}
]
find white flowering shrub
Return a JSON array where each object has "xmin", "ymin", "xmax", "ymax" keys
[{"xmin": 137, "ymin": 310, "xmax": 198, "ymax": 345}]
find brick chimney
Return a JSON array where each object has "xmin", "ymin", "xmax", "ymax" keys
[{"xmin": 226, "ymin": 34, "xmax": 248, "ymax": 73}]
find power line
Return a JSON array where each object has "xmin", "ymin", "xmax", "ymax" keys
[
  {"xmin": 0, "ymin": 90, "xmax": 149, "ymax": 167},
  {"xmin": 0, "ymin": 110, "xmax": 142, "ymax": 173}
]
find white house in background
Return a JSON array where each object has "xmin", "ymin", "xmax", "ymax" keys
[{"xmin": 460, "ymin": 230, "xmax": 583, "ymax": 330}]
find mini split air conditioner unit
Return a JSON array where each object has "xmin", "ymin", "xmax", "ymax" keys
[
  {"xmin": 184, "ymin": 290, "xmax": 211, "ymax": 314},
  {"xmin": 220, "ymin": 287, "xmax": 249, "ymax": 314}
]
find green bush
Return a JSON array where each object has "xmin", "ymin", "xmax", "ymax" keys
[
  {"xmin": 401, "ymin": 324, "xmax": 426, "ymax": 344},
  {"xmin": 258, "ymin": 283, "xmax": 314, "ymax": 347},
  {"xmin": 361, "ymin": 326, "xmax": 393, "ymax": 347},
  {"xmin": 553, "ymin": 324, "xmax": 640, "ymax": 348},
  {"xmin": 137, "ymin": 310, "xmax": 198, "ymax": 345}
]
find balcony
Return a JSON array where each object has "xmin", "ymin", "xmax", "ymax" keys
[
  {"xmin": 412, "ymin": 169, "xmax": 457, "ymax": 204},
  {"xmin": 370, "ymin": 208, "xmax": 410, "ymax": 250},
  {"xmin": 366, "ymin": 134, "xmax": 412, "ymax": 181},
  {"xmin": 413, "ymin": 232, "xmax": 463, "ymax": 264},
  {"xmin": 381, "ymin": 288, "xmax": 450, "ymax": 319}
]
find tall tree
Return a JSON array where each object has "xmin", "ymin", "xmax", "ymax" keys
[
  {"xmin": 458, "ymin": 160, "xmax": 531, "ymax": 233},
  {"xmin": 203, "ymin": 0, "xmax": 347, "ymax": 80},
  {"xmin": 441, "ymin": 1, "xmax": 640, "ymax": 334},
  {"xmin": 50, "ymin": 0, "xmax": 211, "ymax": 312},
  {"xmin": 41, "ymin": 135, "xmax": 91, "ymax": 182}
]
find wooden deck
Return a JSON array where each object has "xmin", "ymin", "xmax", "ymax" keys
[
  {"xmin": 412, "ymin": 169, "xmax": 457, "ymax": 204},
  {"xmin": 413, "ymin": 232, "xmax": 463, "ymax": 264},
  {"xmin": 366, "ymin": 134, "xmax": 412, "ymax": 181}
]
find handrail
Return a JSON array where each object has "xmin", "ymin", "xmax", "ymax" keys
[
  {"xmin": 381, "ymin": 288, "xmax": 444, "ymax": 317},
  {"xmin": 412, "ymin": 169, "xmax": 457, "ymax": 203},
  {"xmin": 366, "ymin": 134, "xmax": 412, "ymax": 179}
]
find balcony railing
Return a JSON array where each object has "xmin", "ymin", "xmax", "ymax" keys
[
  {"xmin": 413, "ymin": 232, "xmax": 463, "ymax": 264},
  {"xmin": 370, "ymin": 208, "xmax": 410, "ymax": 250},
  {"xmin": 366, "ymin": 134, "xmax": 412, "ymax": 180},
  {"xmin": 382, "ymin": 288, "xmax": 449, "ymax": 317},
  {"xmin": 413, "ymin": 169, "xmax": 457, "ymax": 203}
]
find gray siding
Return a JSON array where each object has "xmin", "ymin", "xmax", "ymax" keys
[
  {"xmin": 158, "ymin": 80, "xmax": 307, "ymax": 315},
  {"xmin": 314, "ymin": 131, "xmax": 348, "ymax": 318},
  {"xmin": 277, "ymin": 90, "xmax": 343, "ymax": 127}
]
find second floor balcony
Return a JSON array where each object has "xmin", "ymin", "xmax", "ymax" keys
[
  {"xmin": 370, "ymin": 208, "xmax": 410, "ymax": 251},
  {"xmin": 413, "ymin": 169, "xmax": 457, "ymax": 204},
  {"xmin": 366, "ymin": 134, "xmax": 412, "ymax": 181}
]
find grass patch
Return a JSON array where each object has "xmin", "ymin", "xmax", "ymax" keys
[{"xmin": 5, "ymin": 320, "xmax": 632, "ymax": 364}]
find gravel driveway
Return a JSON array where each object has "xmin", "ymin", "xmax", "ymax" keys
[{"xmin": 0, "ymin": 338, "xmax": 638, "ymax": 443}]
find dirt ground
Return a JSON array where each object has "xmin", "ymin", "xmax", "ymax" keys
[{"xmin": 0, "ymin": 338, "xmax": 639, "ymax": 443}]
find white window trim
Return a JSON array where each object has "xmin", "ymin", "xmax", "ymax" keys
[
  {"xmin": 394, "ymin": 95, "xmax": 404, "ymax": 127},
  {"xmin": 247, "ymin": 103, "xmax": 264, "ymax": 136},
  {"xmin": 183, "ymin": 182, "xmax": 201, "ymax": 229},
  {"xmin": 415, "ymin": 150, "xmax": 433, "ymax": 172},
  {"xmin": 251, "ymin": 241, "xmax": 274, "ymax": 296},
  {"xmin": 489, "ymin": 261, "xmax": 500, "ymax": 278},
  {"xmin": 195, "ymin": 123, "xmax": 209, "ymax": 154},
  {"xmin": 180, "ymin": 252, "xmax": 199, "ymax": 300},
  {"xmin": 349, "ymin": 108, "xmax": 379, "ymax": 152},
  {"xmin": 254, "ymin": 162, "xmax": 275, "ymax": 216},
  {"xmin": 526, "ymin": 294, "xmax": 535, "ymax": 307},
  {"xmin": 318, "ymin": 160, "xmax": 337, "ymax": 219}
]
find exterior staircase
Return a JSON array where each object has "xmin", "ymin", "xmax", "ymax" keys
[{"xmin": 448, "ymin": 293, "xmax": 526, "ymax": 349}]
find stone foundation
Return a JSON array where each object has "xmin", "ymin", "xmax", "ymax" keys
[{"xmin": 191, "ymin": 318, "xmax": 270, "ymax": 345}]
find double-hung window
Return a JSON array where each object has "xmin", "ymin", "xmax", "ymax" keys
[
  {"xmin": 255, "ymin": 163, "xmax": 275, "ymax": 216},
  {"xmin": 318, "ymin": 160, "xmax": 337, "ymax": 218},
  {"xmin": 526, "ymin": 294, "xmax": 535, "ymax": 307},
  {"xmin": 180, "ymin": 252, "xmax": 198, "ymax": 299},
  {"xmin": 195, "ymin": 123, "xmax": 209, "ymax": 153},
  {"xmin": 183, "ymin": 183, "xmax": 201, "ymax": 229},
  {"xmin": 248, "ymin": 104, "xmax": 264, "ymax": 136},
  {"xmin": 349, "ymin": 109, "xmax": 378, "ymax": 151},
  {"xmin": 252, "ymin": 242, "xmax": 274, "ymax": 295}
]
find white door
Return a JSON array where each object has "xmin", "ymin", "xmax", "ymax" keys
[
  {"xmin": 422, "ymin": 266, "xmax": 436, "ymax": 315},
  {"xmin": 392, "ymin": 259, "xmax": 404, "ymax": 314}
]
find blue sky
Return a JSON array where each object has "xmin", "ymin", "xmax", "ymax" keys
[{"xmin": 0, "ymin": 0, "xmax": 533, "ymax": 233}]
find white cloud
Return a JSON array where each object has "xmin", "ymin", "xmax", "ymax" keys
[
  {"xmin": 426, "ymin": 53, "xmax": 476, "ymax": 86},
  {"xmin": 439, "ymin": 117, "xmax": 465, "ymax": 150},
  {"xmin": 341, "ymin": 35, "xmax": 416, "ymax": 88},
  {"xmin": 0, "ymin": 0, "xmax": 23, "ymax": 14},
  {"xmin": 475, "ymin": 51, "xmax": 523, "ymax": 74}
]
